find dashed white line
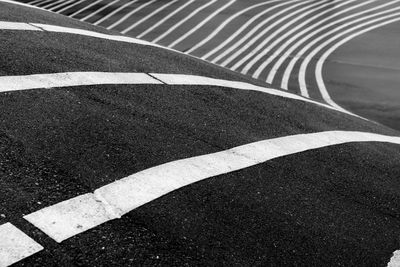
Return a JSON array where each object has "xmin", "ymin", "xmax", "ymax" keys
[
  {"xmin": 0, "ymin": 223, "xmax": 43, "ymax": 266},
  {"xmin": 23, "ymin": 131, "xmax": 400, "ymax": 243}
]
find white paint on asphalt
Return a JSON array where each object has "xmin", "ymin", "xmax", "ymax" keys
[
  {"xmin": 298, "ymin": 10, "xmax": 400, "ymax": 98},
  {"xmin": 136, "ymin": 0, "xmax": 194, "ymax": 39},
  {"xmin": 225, "ymin": 0, "xmax": 327, "ymax": 69},
  {"xmin": 93, "ymin": 0, "xmax": 138, "ymax": 26},
  {"xmin": 388, "ymin": 250, "xmax": 400, "ymax": 267},
  {"xmin": 107, "ymin": 0, "xmax": 156, "ymax": 30},
  {"xmin": 0, "ymin": 21, "xmax": 41, "ymax": 31},
  {"xmin": 185, "ymin": 0, "xmax": 279, "ymax": 54},
  {"xmin": 121, "ymin": 0, "xmax": 179, "ymax": 34},
  {"xmin": 167, "ymin": 0, "xmax": 236, "ymax": 48},
  {"xmin": 23, "ymin": 131, "xmax": 400, "ymax": 243},
  {"xmin": 315, "ymin": 16, "xmax": 400, "ymax": 111},
  {"xmin": 0, "ymin": 72, "xmax": 161, "ymax": 92},
  {"xmin": 152, "ymin": 0, "xmax": 217, "ymax": 43},
  {"xmin": 202, "ymin": 0, "xmax": 301, "ymax": 61},
  {"xmin": 0, "ymin": 223, "xmax": 43, "ymax": 266},
  {"xmin": 69, "ymin": 0, "xmax": 104, "ymax": 18},
  {"xmin": 0, "ymin": 0, "xmax": 46, "ymax": 11},
  {"xmin": 80, "ymin": 0, "xmax": 120, "ymax": 22},
  {"xmin": 57, "ymin": 0, "xmax": 88, "ymax": 14},
  {"xmin": 48, "ymin": 0, "xmax": 75, "ymax": 12}
]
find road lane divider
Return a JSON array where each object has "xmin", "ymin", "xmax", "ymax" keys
[
  {"xmin": 0, "ymin": 223, "xmax": 43, "ymax": 266},
  {"xmin": 23, "ymin": 131, "xmax": 400, "ymax": 243}
]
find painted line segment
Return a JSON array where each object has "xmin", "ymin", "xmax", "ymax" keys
[
  {"xmin": 24, "ymin": 131, "xmax": 400, "ymax": 243},
  {"xmin": 0, "ymin": 223, "xmax": 43, "ymax": 266}
]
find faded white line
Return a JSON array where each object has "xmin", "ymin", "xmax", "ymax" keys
[
  {"xmin": 107, "ymin": 0, "xmax": 157, "ymax": 30},
  {"xmin": 167, "ymin": 0, "xmax": 236, "ymax": 48},
  {"xmin": 0, "ymin": 223, "xmax": 43, "ymax": 266},
  {"xmin": 136, "ymin": 0, "xmax": 194, "ymax": 39},
  {"xmin": 152, "ymin": 0, "xmax": 217, "ymax": 43},
  {"xmin": 0, "ymin": 72, "xmax": 161, "ymax": 92},
  {"xmin": 121, "ymin": 0, "xmax": 179, "ymax": 34},
  {"xmin": 24, "ymin": 131, "xmax": 400, "ymax": 242}
]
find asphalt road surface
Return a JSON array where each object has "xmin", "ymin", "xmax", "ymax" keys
[
  {"xmin": 17, "ymin": 0, "xmax": 400, "ymax": 131},
  {"xmin": 1, "ymin": 1, "xmax": 400, "ymax": 266}
]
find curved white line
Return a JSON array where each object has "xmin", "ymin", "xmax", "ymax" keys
[
  {"xmin": 57, "ymin": 0, "xmax": 88, "ymax": 14},
  {"xmin": 207, "ymin": 0, "xmax": 306, "ymax": 64},
  {"xmin": 298, "ymin": 10, "xmax": 400, "ymax": 98},
  {"xmin": 219, "ymin": 0, "xmax": 321, "ymax": 67},
  {"xmin": 107, "ymin": 0, "xmax": 156, "ymax": 30},
  {"xmin": 280, "ymin": 0, "xmax": 398, "ymax": 90},
  {"xmin": 121, "ymin": 0, "xmax": 179, "ymax": 34},
  {"xmin": 69, "ymin": 0, "xmax": 104, "ymax": 18},
  {"xmin": 250, "ymin": 0, "xmax": 356, "ymax": 79},
  {"xmin": 238, "ymin": 0, "xmax": 342, "ymax": 74},
  {"xmin": 185, "ymin": 0, "xmax": 280, "ymax": 54},
  {"xmin": 201, "ymin": 0, "xmax": 298, "ymax": 61},
  {"xmin": 167, "ymin": 0, "xmax": 236, "ymax": 48},
  {"xmin": 315, "ymin": 16, "xmax": 400, "ymax": 110},
  {"xmin": 48, "ymin": 0, "xmax": 75, "ymax": 11},
  {"xmin": 93, "ymin": 0, "xmax": 138, "ymax": 26},
  {"xmin": 136, "ymin": 0, "xmax": 195, "ymax": 39},
  {"xmin": 80, "ymin": 0, "xmax": 120, "ymax": 22},
  {"xmin": 152, "ymin": 0, "xmax": 217, "ymax": 43},
  {"xmin": 24, "ymin": 130, "xmax": 400, "ymax": 242}
]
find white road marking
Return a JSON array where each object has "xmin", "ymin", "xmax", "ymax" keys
[
  {"xmin": 204, "ymin": 0, "xmax": 302, "ymax": 62},
  {"xmin": 185, "ymin": 0, "xmax": 282, "ymax": 54},
  {"xmin": 0, "ymin": 21, "xmax": 41, "ymax": 31},
  {"xmin": 121, "ymin": 0, "xmax": 179, "ymax": 34},
  {"xmin": 57, "ymin": 0, "xmax": 88, "ymax": 14},
  {"xmin": 212, "ymin": 0, "xmax": 312, "ymax": 65},
  {"xmin": 315, "ymin": 16, "xmax": 400, "ymax": 111},
  {"xmin": 136, "ymin": 0, "xmax": 194, "ymax": 39},
  {"xmin": 107, "ymin": 0, "xmax": 157, "ymax": 30},
  {"xmin": 80, "ymin": 0, "xmax": 120, "ymax": 22},
  {"xmin": 0, "ymin": 72, "xmax": 161, "ymax": 92},
  {"xmin": 48, "ymin": 0, "xmax": 75, "ymax": 11},
  {"xmin": 249, "ymin": 0, "xmax": 355, "ymax": 78},
  {"xmin": 152, "ymin": 0, "xmax": 217, "ymax": 43},
  {"xmin": 224, "ymin": 0, "xmax": 327, "ymax": 69},
  {"xmin": 93, "ymin": 0, "xmax": 138, "ymax": 26},
  {"xmin": 69, "ymin": 0, "xmax": 104, "ymax": 18},
  {"xmin": 41, "ymin": 0, "xmax": 66, "ymax": 9},
  {"xmin": 281, "ymin": 0, "xmax": 399, "ymax": 92},
  {"xmin": 167, "ymin": 0, "xmax": 236, "ymax": 48},
  {"xmin": 0, "ymin": 223, "xmax": 43, "ymax": 266},
  {"xmin": 23, "ymin": 131, "xmax": 400, "ymax": 243},
  {"xmin": 388, "ymin": 250, "xmax": 400, "ymax": 267},
  {"xmin": 0, "ymin": 0, "xmax": 46, "ymax": 11},
  {"xmin": 298, "ymin": 10, "xmax": 400, "ymax": 98}
]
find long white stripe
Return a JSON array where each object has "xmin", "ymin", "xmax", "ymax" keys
[
  {"xmin": 0, "ymin": 223, "xmax": 43, "ymax": 266},
  {"xmin": 225, "ymin": 0, "xmax": 328, "ymax": 69},
  {"xmin": 167, "ymin": 0, "xmax": 236, "ymax": 48},
  {"xmin": 0, "ymin": 72, "xmax": 161, "ymax": 92},
  {"xmin": 136, "ymin": 0, "xmax": 194, "ymax": 39},
  {"xmin": 0, "ymin": 21, "xmax": 41, "ymax": 31},
  {"xmin": 57, "ymin": 0, "xmax": 87, "ymax": 14},
  {"xmin": 35, "ymin": 0, "xmax": 53, "ymax": 7},
  {"xmin": 121, "ymin": 0, "xmax": 179, "ymax": 34},
  {"xmin": 298, "ymin": 10, "xmax": 400, "ymax": 98},
  {"xmin": 315, "ymin": 16, "xmax": 400, "ymax": 110},
  {"xmin": 80, "ymin": 0, "xmax": 120, "ymax": 21},
  {"xmin": 24, "ymin": 131, "xmax": 400, "ymax": 242},
  {"xmin": 185, "ymin": 0, "xmax": 282, "ymax": 54},
  {"xmin": 69, "ymin": 0, "xmax": 104, "ymax": 17},
  {"xmin": 93, "ymin": 0, "xmax": 138, "ymax": 26},
  {"xmin": 107, "ymin": 0, "xmax": 156, "ymax": 30},
  {"xmin": 152, "ymin": 0, "xmax": 217, "ymax": 43},
  {"xmin": 41, "ymin": 0, "xmax": 65, "ymax": 9},
  {"xmin": 0, "ymin": 0, "xmax": 46, "ymax": 11},
  {"xmin": 249, "ymin": 0, "xmax": 354, "ymax": 78},
  {"xmin": 206, "ymin": 0, "xmax": 304, "ymax": 63},
  {"xmin": 280, "ymin": 0, "xmax": 398, "ymax": 90}
]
